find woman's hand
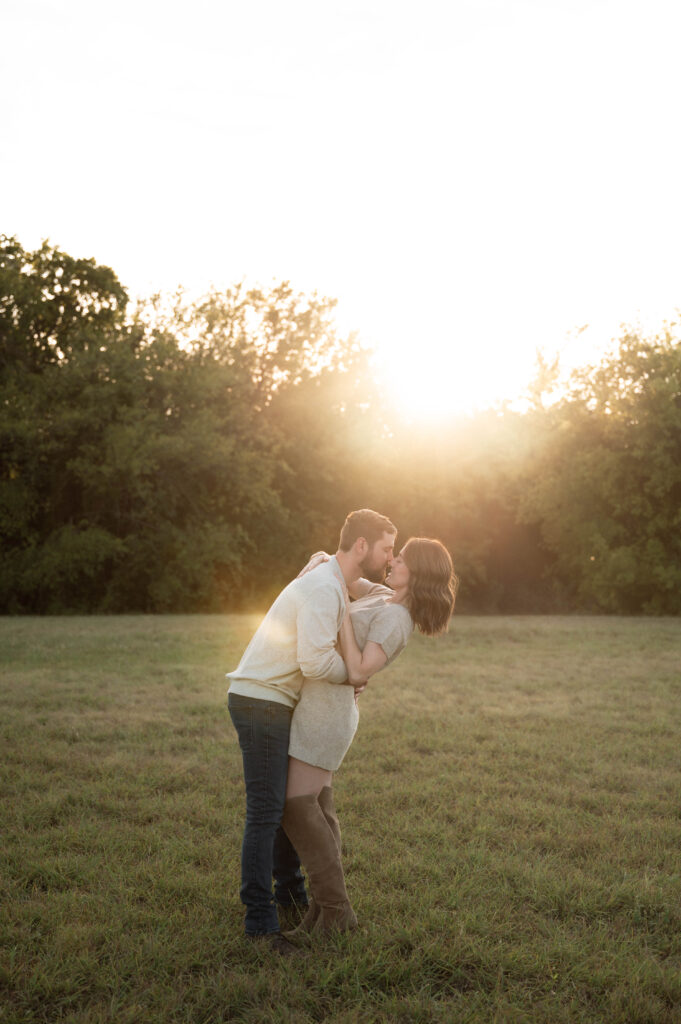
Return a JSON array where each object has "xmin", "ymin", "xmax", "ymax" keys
[{"xmin": 296, "ymin": 551, "xmax": 331, "ymax": 579}]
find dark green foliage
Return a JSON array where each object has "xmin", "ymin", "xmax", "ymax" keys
[
  {"xmin": 0, "ymin": 238, "xmax": 374, "ymax": 612},
  {"xmin": 1, "ymin": 235, "xmax": 681, "ymax": 613},
  {"xmin": 0, "ymin": 235, "xmax": 127, "ymax": 373},
  {"xmin": 520, "ymin": 330, "xmax": 681, "ymax": 612}
]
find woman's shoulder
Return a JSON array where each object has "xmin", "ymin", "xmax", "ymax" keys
[
  {"xmin": 386, "ymin": 598, "xmax": 411, "ymax": 622},
  {"xmin": 366, "ymin": 598, "xmax": 413, "ymax": 628},
  {"xmin": 365, "ymin": 600, "xmax": 413, "ymax": 662}
]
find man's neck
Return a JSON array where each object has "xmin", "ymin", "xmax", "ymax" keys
[{"xmin": 334, "ymin": 549, "xmax": 361, "ymax": 586}]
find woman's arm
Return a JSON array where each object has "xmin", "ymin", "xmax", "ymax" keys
[
  {"xmin": 338, "ymin": 611, "xmax": 387, "ymax": 683},
  {"xmin": 296, "ymin": 551, "xmax": 330, "ymax": 578},
  {"xmin": 296, "ymin": 555, "xmax": 388, "ymax": 602},
  {"xmin": 347, "ymin": 577, "xmax": 372, "ymax": 600}
]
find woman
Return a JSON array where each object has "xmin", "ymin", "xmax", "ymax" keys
[{"xmin": 281, "ymin": 537, "xmax": 458, "ymax": 937}]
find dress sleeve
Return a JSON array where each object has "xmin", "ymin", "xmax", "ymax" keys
[{"xmin": 366, "ymin": 607, "xmax": 413, "ymax": 664}]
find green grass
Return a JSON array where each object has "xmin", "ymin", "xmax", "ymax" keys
[{"xmin": 1, "ymin": 615, "xmax": 680, "ymax": 1023}]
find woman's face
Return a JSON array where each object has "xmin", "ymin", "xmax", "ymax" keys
[{"xmin": 386, "ymin": 548, "xmax": 410, "ymax": 591}]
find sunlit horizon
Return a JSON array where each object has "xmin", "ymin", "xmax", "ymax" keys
[
  {"xmin": 360, "ymin": 300, "xmax": 681, "ymax": 419},
  {"xmin": 12, "ymin": 224, "xmax": 679, "ymax": 418}
]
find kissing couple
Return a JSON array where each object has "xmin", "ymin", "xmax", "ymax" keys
[{"xmin": 227, "ymin": 508, "xmax": 458, "ymax": 955}]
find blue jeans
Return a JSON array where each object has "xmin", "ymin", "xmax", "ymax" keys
[{"xmin": 228, "ymin": 693, "xmax": 308, "ymax": 935}]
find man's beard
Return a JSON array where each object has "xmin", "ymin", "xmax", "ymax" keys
[{"xmin": 359, "ymin": 554, "xmax": 388, "ymax": 584}]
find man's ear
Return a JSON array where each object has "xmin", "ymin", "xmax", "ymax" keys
[{"xmin": 354, "ymin": 537, "xmax": 368, "ymax": 557}]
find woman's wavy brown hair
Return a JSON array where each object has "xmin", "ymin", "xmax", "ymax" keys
[{"xmin": 402, "ymin": 538, "xmax": 458, "ymax": 636}]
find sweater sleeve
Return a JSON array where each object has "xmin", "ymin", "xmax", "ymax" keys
[
  {"xmin": 296, "ymin": 588, "xmax": 348, "ymax": 684},
  {"xmin": 366, "ymin": 607, "xmax": 413, "ymax": 664}
]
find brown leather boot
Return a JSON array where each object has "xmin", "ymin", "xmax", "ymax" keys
[{"xmin": 281, "ymin": 793, "xmax": 357, "ymax": 935}]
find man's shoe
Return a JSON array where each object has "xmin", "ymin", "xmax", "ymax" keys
[{"xmin": 246, "ymin": 931, "xmax": 305, "ymax": 957}]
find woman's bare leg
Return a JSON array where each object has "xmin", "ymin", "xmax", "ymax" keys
[{"xmin": 286, "ymin": 756, "xmax": 332, "ymax": 798}]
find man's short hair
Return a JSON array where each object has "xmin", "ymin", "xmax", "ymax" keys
[{"xmin": 339, "ymin": 509, "xmax": 396, "ymax": 552}]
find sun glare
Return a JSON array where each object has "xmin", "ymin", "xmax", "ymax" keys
[
  {"xmin": 361, "ymin": 308, "xmax": 542, "ymax": 421},
  {"xmin": 368, "ymin": 339, "xmax": 509, "ymax": 421},
  {"xmin": 361, "ymin": 294, "xmax": 680, "ymax": 423}
]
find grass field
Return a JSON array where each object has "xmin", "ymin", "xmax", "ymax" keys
[{"xmin": 1, "ymin": 614, "xmax": 680, "ymax": 1024}]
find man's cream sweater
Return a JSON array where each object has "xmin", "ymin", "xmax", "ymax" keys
[{"xmin": 227, "ymin": 556, "xmax": 348, "ymax": 708}]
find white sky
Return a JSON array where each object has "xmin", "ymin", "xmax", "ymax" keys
[{"xmin": 3, "ymin": 0, "xmax": 681, "ymax": 415}]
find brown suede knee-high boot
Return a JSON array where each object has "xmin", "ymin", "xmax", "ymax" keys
[
  {"xmin": 318, "ymin": 786, "xmax": 341, "ymax": 852},
  {"xmin": 283, "ymin": 787, "xmax": 342, "ymax": 936},
  {"xmin": 281, "ymin": 793, "xmax": 357, "ymax": 935}
]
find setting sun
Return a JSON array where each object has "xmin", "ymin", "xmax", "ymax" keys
[{"xmin": 371, "ymin": 336, "xmax": 500, "ymax": 420}]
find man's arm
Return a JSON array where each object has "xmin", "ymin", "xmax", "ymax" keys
[{"xmin": 296, "ymin": 588, "xmax": 349, "ymax": 685}]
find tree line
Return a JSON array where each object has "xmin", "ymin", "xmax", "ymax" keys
[{"xmin": 1, "ymin": 235, "xmax": 680, "ymax": 614}]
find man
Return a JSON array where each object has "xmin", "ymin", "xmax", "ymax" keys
[{"xmin": 227, "ymin": 508, "xmax": 397, "ymax": 955}]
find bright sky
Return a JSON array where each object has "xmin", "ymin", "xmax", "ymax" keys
[{"xmin": 4, "ymin": 0, "xmax": 681, "ymax": 416}]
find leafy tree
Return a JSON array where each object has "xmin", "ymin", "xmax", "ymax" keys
[
  {"xmin": 4, "ymin": 235, "xmax": 679, "ymax": 615},
  {"xmin": 0, "ymin": 241, "xmax": 379, "ymax": 611},
  {"xmin": 0, "ymin": 305, "xmax": 287, "ymax": 612},
  {"xmin": 160, "ymin": 282, "xmax": 385, "ymax": 585},
  {"xmin": 0, "ymin": 238, "xmax": 131, "ymax": 610},
  {"xmin": 520, "ymin": 327, "xmax": 681, "ymax": 612},
  {"xmin": 0, "ymin": 234, "xmax": 127, "ymax": 373}
]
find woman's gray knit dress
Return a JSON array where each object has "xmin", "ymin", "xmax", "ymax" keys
[{"xmin": 288, "ymin": 584, "xmax": 413, "ymax": 771}]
